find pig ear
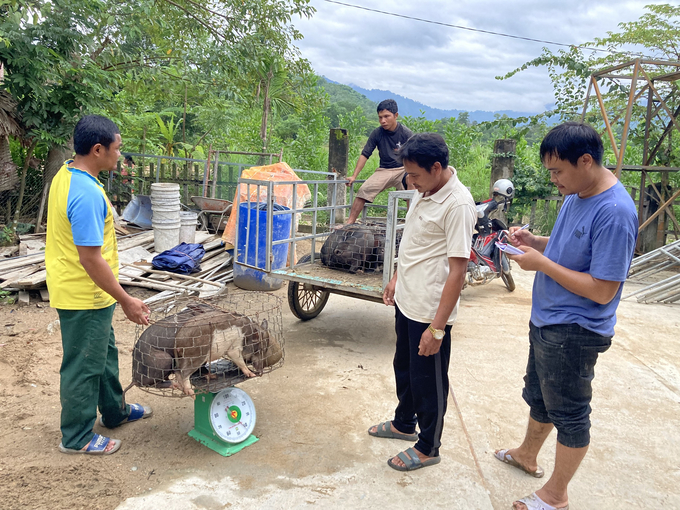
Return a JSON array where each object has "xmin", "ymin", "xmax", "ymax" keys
[{"xmin": 260, "ymin": 319, "xmax": 268, "ymax": 330}]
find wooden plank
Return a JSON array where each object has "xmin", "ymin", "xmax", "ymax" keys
[
  {"xmin": 202, "ymin": 238, "xmax": 224, "ymax": 251},
  {"xmin": 0, "ymin": 265, "xmax": 42, "ymax": 289},
  {"xmin": 116, "ymin": 232, "xmax": 155, "ymax": 251},
  {"xmin": 39, "ymin": 288, "xmax": 49, "ymax": 302},
  {"xmin": 194, "ymin": 252, "xmax": 232, "ymax": 275},
  {"xmin": 0, "ymin": 253, "xmax": 45, "ymax": 273},
  {"xmin": 195, "ymin": 231, "xmax": 214, "ymax": 244},
  {"xmin": 16, "ymin": 269, "xmax": 47, "ymax": 288},
  {"xmin": 0, "ymin": 246, "xmax": 19, "ymax": 258}
]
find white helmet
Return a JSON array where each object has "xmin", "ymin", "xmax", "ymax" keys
[{"xmin": 492, "ymin": 178, "xmax": 514, "ymax": 199}]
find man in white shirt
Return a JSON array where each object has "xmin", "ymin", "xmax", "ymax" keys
[{"xmin": 369, "ymin": 133, "xmax": 476, "ymax": 471}]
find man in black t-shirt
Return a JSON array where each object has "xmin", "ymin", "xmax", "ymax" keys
[{"xmin": 345, "ymin": 99, "xmax": 413, "ymax": 224}]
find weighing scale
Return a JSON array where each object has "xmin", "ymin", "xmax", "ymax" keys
[{"xmin": 188, "ymin": 386, "xmax": 259, "ymax": 456}]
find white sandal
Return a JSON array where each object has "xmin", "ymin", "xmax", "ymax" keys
[{"xmin": 513, "ymin": 492, "xmax": 569, "ymax": 510}]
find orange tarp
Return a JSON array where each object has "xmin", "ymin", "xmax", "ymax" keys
[{"xmin": 221, "ymin": 162, "xmax": 311, "ymax": 249}]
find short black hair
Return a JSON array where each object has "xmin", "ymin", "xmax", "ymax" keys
[
  {"xmin": 539, "ymin": 122, "xmax": 604, "ymax": 166},
  {"xmin": 73, "ymin": 115, "xmax": 120, "ymax": 156},
  {"xmin": 377, "ymin": 99, "xmax": 398, "ymax": 115},
  {"xmin": 398, "ymin": 132, "xmax": 448, "ymax": 172}
]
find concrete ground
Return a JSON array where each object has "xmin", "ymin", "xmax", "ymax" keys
[{"xmin": 116, "ymin": 267, "xmax": 680, "ymax": 510}]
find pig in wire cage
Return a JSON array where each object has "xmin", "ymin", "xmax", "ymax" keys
[
  {"xmin": 126, "ymin": 291, "xmax": 284, "ymax": 399},
  {"xmin": 320, "ymin": 221, "xmax": 403, "ymax": 274}
]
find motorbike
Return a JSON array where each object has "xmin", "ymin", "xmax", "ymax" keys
[{"xmin": 464, "ymin": 193, "xmax": 516, "ymax": 292}]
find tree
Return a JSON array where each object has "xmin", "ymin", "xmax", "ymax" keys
[{"xmin": 497, "ymin": 4, "xmax": 680, "ymax": 122}]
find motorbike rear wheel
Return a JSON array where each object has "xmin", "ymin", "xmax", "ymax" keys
[{"xmin": 500, "ymin": 254, "xmax": 516, "ymax": 292}]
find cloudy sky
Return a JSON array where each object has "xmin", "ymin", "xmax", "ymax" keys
[{"xmin": 295, "ymin": 0, "xmax": 667, "ymax": 113}]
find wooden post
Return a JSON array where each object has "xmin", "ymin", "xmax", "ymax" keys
[
  {"xmin": 490, "ymin": 139, "xmax": 516, "ymax": 196},
  {"xmin": 490, "ymin": 139, "xmax": 516, "ymax": 224},
  {"xmin": 328, "ymin": 128, "xmax": 349, "ymax": 223}
]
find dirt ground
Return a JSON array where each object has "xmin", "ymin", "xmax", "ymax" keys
[{"xmin": 0, "ymin": 266, "xmax": 678, "ymax": 510}]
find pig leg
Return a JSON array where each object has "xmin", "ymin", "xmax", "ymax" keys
[
  {"xmin": 174, "ymin": 359, "xmax": 200, "ymax": 398},
  {"xmin": 225, "ymin": 347, "xmax": 256, "ymax": 377}
]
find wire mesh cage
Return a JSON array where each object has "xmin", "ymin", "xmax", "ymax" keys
[
  {"xmin": 128, "ymin": 291, "xmax": 284, "ymax": 398},
  {"xmin": 320, "ymin": 222, "xmax": 403, "ymax": 274}
]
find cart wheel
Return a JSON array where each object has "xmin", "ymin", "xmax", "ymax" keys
[
  {"xmin": 500, "ymin": 254, "xmax": 516, "ymax": 292},
  {"xmin": 288, "ymin": 254, "xmax": 330, "ymax": 320},
  {"xmin": 197, "ymin": 212, "xmax": 209, "ymax": 231}
]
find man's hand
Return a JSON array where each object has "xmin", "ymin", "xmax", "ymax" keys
[
  {"xmin": 506, "ymin": 246, "xmax": 545, "ymax": 272},
  {"xmin": 418, "ymin": 328, "xmax": 441, "ymax": 356},
  {"xmin": 120, "ymin": 296, "xmax": 150, "ymax": 325},
  {"xmin": 508, "ymin": 226, "xmax": 534, "ymax": 248},
  {"xmin": 346, "ymin": 175, "xmax": 356, "ymax": 187},
  {"xmin": 508, "ymin": 226, "xmax": 549, "ymax": 253},
  {"xmin": 383, "ymin": 276, "xmax": 397, "ymax": 306}
]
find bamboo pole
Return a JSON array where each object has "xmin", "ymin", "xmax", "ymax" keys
[
  {"xmin": 615, "ymin": 59, "xmax": 640, "ymax": 178},
  {"xmin": 592, "ymin": 78, "xmax": 619, "ymax": 161},
  {"xmin": 120, "ymin": 263, "xmax": 223, "ymax": 287},
  {"xmin": 638, "ymin": 188, "xmax": 680, "ymax": 232}
]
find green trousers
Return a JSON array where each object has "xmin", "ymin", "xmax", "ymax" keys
[{"xmin": 58, "ymin": 304, "xmax": 131, "ymax": 450}]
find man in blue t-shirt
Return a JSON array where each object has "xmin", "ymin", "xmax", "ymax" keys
[{"xmin": 495, "ymin": 123, "xmax": 638, "ymax": 510}]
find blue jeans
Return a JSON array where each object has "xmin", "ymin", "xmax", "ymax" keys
[{"xmin": 523, "ymin": 322, "xmax": 611, "ymax": 449}]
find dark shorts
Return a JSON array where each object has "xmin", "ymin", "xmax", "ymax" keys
[{"xmin": 523, "ymin": 321, "xmax": 612, "ymax": 449}]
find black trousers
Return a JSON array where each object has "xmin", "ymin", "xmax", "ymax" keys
[{"xmin": 392, "ymin": 305, "xmax": 452, "ymax": 457}]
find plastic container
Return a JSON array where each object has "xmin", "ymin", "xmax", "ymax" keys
[
  {"xmin": 179, "ymin": 211, "xmax": 198, "ymax": 244},
  {"xmin": 233, "ymin": 202, "xmax": 292, "ymax": 291},
  {"xmin": 153, "ymin": 218, "xmax": 181, "ymax": 253},
  {"xmin": 150, "ymin": 182, "xmax": 181, "ymax": 223}
]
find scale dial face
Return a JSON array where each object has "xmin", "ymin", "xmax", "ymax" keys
[{"xmin": 209, "ymin": 387, "xmax": 256, "ymax": 443}]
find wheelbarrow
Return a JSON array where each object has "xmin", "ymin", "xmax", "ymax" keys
[{"xmin": 190, "ymin": 196, "xmax": 232, "ymax": 233}]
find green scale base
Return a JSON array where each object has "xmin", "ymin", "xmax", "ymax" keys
[{"xmin": 188, "ymin": 391, "xmax": 259, "ymax": 457}]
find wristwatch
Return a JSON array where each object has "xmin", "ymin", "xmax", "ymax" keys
[{"xmin": 428, "ymin": 325, "xmax": 445, "ymax": 341}]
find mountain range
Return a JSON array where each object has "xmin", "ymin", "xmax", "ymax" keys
[{"xmin": 324, "ymin": 77, "xmax": 536, "ymax": 122}]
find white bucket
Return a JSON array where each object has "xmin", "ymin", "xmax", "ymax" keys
[
  {"xmin": 150, "ymin": 182, "xmax": 181, "ymax": 224},
  {"xmin": 150, "ymin": 200, "xmax": 181, "ymax": 222},
  {"xmin": 179, "ymin": 211, "xmax": 198, "ymax": 244},
  {"xmin": 153, "ymin": 218, "xmax": 181, "ymax": 253},
  {"xmin": 151, "ymin": 182, "xmax": 180, "ymax": 193}
]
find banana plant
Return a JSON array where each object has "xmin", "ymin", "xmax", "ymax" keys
[{"xmin": 155, "ymin": 113, "xmax": 183, "ymax": 156}]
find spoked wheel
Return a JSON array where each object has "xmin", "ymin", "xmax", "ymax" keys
[
  {"xmin": 287, "ymin": 254, "xmax": 330, "ymax": 320},
  {"xmin": 500, "ymin": 254, "xmax": 516, "ymax": 292}
]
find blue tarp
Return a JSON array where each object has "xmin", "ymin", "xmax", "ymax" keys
[{"xmin": 151, "ymin": 243, "xmax": 205, "ymax": 274}]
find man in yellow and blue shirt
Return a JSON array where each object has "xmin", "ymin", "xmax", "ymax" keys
[{"xmin": 46, "ymin": 115, "xmax": 152, "ymax": 455}]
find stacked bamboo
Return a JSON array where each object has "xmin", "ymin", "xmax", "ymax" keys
[
  {"xmin": 624, "ymin": 239, "xmax": 680, "ymax": 303},
  {"xmin": 0, "ymin": 230, "xmax": 234, "ymax": 305}
]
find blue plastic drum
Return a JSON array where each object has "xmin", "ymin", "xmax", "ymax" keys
[{"xmin": 233, "ymin": 202, "xmax": 292, "ymax": 291}]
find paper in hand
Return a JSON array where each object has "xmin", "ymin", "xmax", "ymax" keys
[{"xmin": 495, "ymin": 242, "xmax": 525, "ymax": 256}]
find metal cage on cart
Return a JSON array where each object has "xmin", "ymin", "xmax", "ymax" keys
[{"xmin": 233, "ymin": 170, "xmax": 413, "ymax": 320}]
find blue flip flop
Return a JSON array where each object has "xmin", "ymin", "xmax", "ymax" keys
[
  {"xmin": 387, "ymin": 447, "xmax": 441, "ymax": 471},
  {"xmin": 59, "ymin": 434, "xmax": 121, "ymax": 455},
  {"xmin": 98, "ymin": 403, "xmax": 153, "ymax": 428}
]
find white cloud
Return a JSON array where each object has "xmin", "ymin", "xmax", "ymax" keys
[{"xmin": 294, "ymin": 0, "xmax": 668, "ymax": 112}]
